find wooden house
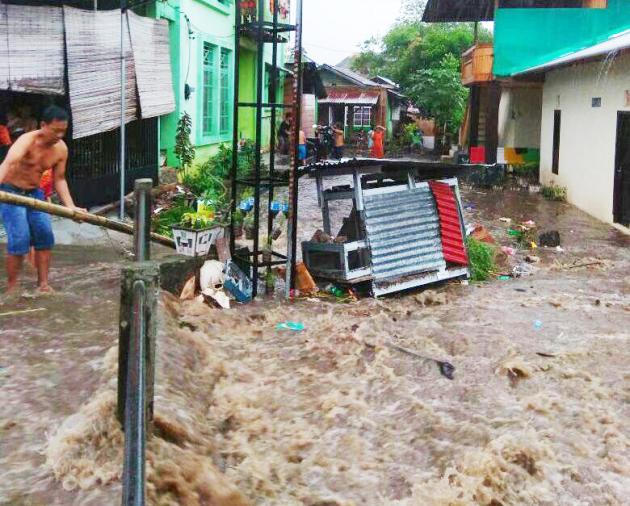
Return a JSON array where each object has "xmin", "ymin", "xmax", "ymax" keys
[{"xmin": 317, "ymin": 65, "xmax": 404, "ymax": 140}]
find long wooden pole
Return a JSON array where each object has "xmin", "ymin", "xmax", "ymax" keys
[{"xmin": 0, "ymin": 190, "xmax": 175, "ymax": 249}]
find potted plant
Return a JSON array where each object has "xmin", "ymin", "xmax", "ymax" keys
[
  {"xmin": 171, "ymin": 212, "xmax": 221, "ymax": 257},
  {"xmin": 239, "ymin": 188, "xmax": 254, "ymax": 213},
  {"xmin": 272, "ymin": 212, "xmax": 285, "ymax": 240},
  {"xmin": 264, "ymin": 268, "xmax": 277, "ymax": 296},
  {"xmin": 244, "ymin": 212, "xmax": 255, "ymax": 240}
]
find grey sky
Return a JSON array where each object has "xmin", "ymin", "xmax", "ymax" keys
[{"xmin": 301, "ymin": 0, "xmax": 403, "ymax": 66}]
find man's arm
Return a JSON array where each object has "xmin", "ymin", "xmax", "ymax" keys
[
  {"xmin": 0, "ymin": 135, "xmax": 29, "ymax": 185},
  {"xmin": 52, "ymin": 143, "xmax": 85, "ymax": 212}
]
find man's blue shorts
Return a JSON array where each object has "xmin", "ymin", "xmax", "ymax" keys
[
  {"xmin": 0, "ymin": 183, "xmax": 54, "ymax": 256},
  {"xmin": 298, "ymin": 144, "xmax": 307, "ymax": 160}
]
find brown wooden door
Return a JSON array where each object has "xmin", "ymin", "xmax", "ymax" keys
[{"xmin": 614, "ymin": 112, "xmax": 630, "ymax": 225}]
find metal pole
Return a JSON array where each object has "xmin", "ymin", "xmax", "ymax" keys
[
  {"xmin": 251, "ymin": 0, "xmax": 265, "ymax": 297},
  {"xmin": 121, "ymin": 280, "xmax": 146, "ymax": 506},
  {"xmin": 119, "ymin": 0, "xmax": 127, "ymax": 221},
  {"xmin": 285, "ymin": 0, "xmax": 303, "ymax": 296},
  {"xmin": 266, "ymin": 0, "xmax": 279, "ymax": 291},
  {"xmin": 133, "ymin": 179, "xmax": 153, "ymax": 262},
  {"xmin": 230, "ymin": 0, "xmax": 242, "ymax": 257}
]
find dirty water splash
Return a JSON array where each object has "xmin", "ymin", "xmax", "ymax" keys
[{"xmin": 45, "ymin": 275, "xmax": 630, "ymax": 505}]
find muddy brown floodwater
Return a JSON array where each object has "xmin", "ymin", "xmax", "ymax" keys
[{"xmin": 1, "ymin": 184, "xmax": 629, "ymax": 506}]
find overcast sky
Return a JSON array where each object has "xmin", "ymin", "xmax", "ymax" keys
[{"xmin": 301, "ymin": 0, "xmax": 403, "ymax": 66}]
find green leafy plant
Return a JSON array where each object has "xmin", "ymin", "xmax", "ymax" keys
[
  {"xmin": 174, "ymin": 112, "xmax": 195, "ymax": 173},
  {"xmin": 541, "ymin": 184, "xmax": 567, "ymax": 202},
  {"xmin": 152, "ymin": 197, "xmax": 190, "ymax": 238},
  {"xmin": 243, "ymin": 212, "xmax": 255, "ymax": 228},
  {"xmin": 240, "ymin": 187, "xmax": 254, "ymax": 202},
  {"xmin": 466, "ymin": 237, "xmax": 496, "ymax": 282},
  {"xmin": 233, "ymin": 209, "xmax": 244, "ymax": 226},
  {"xmin": 179, "ymin": 212, "xmax": 215, "ymax": 230}
]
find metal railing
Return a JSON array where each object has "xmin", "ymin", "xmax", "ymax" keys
[
  {"xmin": 122, "ymin": 279, "xmax": 147, "ymax": 505},
  {"xmin": 119, "ymin": 179, "xmax": 155, "ymax": 506}
]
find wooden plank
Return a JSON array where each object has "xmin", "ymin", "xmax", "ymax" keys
[{"xmin": 0, "ymin": 190, "xmax": 175, "ymax": 248}]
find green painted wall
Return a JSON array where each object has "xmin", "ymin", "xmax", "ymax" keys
[
  {"xmin": 494, "ymin": 0, "xmax": 630, "ymax": 77},
  {"xmin": 152, "ymin": 0, "xmax": 289, "ymax": 168},
  {"xmin": 238, "ymin": 48, "xmax": 256, "ymax": 142}
]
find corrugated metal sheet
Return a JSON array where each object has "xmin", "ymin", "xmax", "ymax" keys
[
  {"xmin": 364, "ymin": 187, "xmax": 446, "ymax": 284},
  {"xmin": 6, "ymin": 5, "xmax": 65, "ymax": 95},
  {"xmin": 429, "ymin": 181, "xmax": 468, "ymax": 266},
  {"xmin": 422, "ymin": 0, "xmax": 494, "ymax": 22},
  {"xmin": 318, "ymin": 89, "xmax": 380, "ymax": 105},
  {"xmin": 64, "ymin": 7, "xmax": 138, "ymax": 139},
  {"xmin": 0, "ymin": 5, "xmax": 8, "ymax": 90},
  {"xmin": 320, "ymin": 64, "xmax": 379, "ymax": 87},
  {"xmin": 127, "ymin": 11, "xmax": 175, "ymax": 119}
]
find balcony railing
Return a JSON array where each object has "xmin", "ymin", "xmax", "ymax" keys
[{"xmin": 461, "ymin": 43, "xmax": 494, "ymax": 86}]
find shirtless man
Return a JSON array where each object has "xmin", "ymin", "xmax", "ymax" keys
[
  {"xmin": 332, "ymin": 122, "xmax": 345, "ymax": 160},
  {"xmin": 0, "ymin": 105, "xmax": 85, "ymax": 293}
]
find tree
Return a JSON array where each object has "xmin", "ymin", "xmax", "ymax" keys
[
  {"xmin": 174, "ymin": 112, "xmax": 195, "ymax": 173},
  {"xmin": 351, "ymin": 20, "xmax": 492, "ymax": 136},
  {"xmin": 408, "ymin": 54, "xmax": 468, "ymax": 131}
]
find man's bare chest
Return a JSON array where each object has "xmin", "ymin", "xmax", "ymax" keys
[{"xmin": 22, "ymin": 146, "xmax": 59, "ymax": 172}]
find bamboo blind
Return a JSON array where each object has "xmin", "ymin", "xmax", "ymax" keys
[
  {"xmin": 127, "ymin": 11, "xmax": 175, "ymax": 119},
  {"xmin": 64, "ymin": 6, "xmax": 138, "ymax": 139},
  {"xmin": 6, "ymin": 5, "xmax": 65, "ymax": 95},
  {"xmin": 0, "ymin": 5, "xmax": 8, "ymax": 91}
]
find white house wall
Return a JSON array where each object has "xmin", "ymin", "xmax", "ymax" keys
[{"xmin": 540, "ymin": 53, "xmax": 630, "ymax": 224}]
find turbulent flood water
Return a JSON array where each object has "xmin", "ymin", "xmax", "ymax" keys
[{"xmin": 2, "ymin": 188, "xmax": 630, "ymax": 505}]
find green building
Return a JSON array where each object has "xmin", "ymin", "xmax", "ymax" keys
[{"xmin": 145, "ymin": 0, "xmax": 290, "ymax": 167}]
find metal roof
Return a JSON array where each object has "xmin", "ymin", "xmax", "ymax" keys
[
  {"xmin": 513, "ymin": 29, "xmax": 630, "ymax": 76},
  {"xmin": 364, "ymin": 187, "xmax": 446, "ymax": 283},
  {"xmin": 422, "ymin": 0, "xmax": 495, "ymax": 22},
  {"xmin": 319, "ymin": 64, "xmax": 379, "ymax": 87},
  {"xmin": 303, "ymin": 157, "xmax": 492, "ymax": 180},
  {"xmin": 318, "ymin": 89, "xmax": 380, "ymax": 105},
  {"xmin": 371, "ymin": 75, "xmax": 398, "ymax": 88}
]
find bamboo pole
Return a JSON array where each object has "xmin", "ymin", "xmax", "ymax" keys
[{"xmin": 0, "ymin": 190, "xmax": 175, "ymax": 249}]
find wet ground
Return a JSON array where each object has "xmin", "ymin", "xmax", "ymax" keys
[{"xmin": 1, "ymin": 183, "xmax": 629, "ymax": 505}]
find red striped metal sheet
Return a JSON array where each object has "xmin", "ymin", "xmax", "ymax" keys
[{"xmin": 429, "ymin": 181, "xmax": 469, "ymax": 266}]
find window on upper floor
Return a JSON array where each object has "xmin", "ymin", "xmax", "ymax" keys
[
  {"xmin": 202, "ymin": 42, "xmax": 217, "ymax": 137},
  {"xmin": 498, "ymin": 0, "xmax": 607, "ymax": 7},
  {"xmin": 220, "ymin": 48, "xmax": 231, "ymax": 136},
  {"xmin": 201, "ymin": 42, "xmax": 232, "ymax": 140}
]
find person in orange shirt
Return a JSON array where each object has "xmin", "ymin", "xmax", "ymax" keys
[
  {"xmin": 0, "ymin": 112, "xmax": 11, "ymax": 163},
  {"xmin": 370, "ymin": 125, "xmax": 386, "ymax": 159}
]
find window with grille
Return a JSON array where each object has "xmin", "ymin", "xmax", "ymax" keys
[
  {"xmin": 353, "ymin": 106, "xmax": 372, "ymax": 127},
  {"xmin": 202, "ymin": 42, "xmax": 216, "ymax": 136},
  {"xmin": 220, "ymin": 48, "xmax": 231, "ymax": 135}
]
